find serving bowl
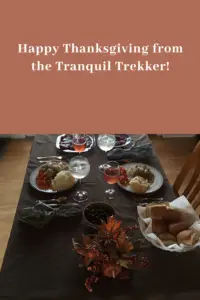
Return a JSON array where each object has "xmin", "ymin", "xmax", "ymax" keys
[{"xmin": 83, "ymin": 202, "xmax": 115, "ymax": 228}]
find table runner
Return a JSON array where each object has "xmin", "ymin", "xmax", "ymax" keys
[{"xmin": 1, "ymin": 135, "xmax": 200, "ymax": 300}]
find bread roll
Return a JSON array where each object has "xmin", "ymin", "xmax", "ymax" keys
[
  {"xmin": 177, "ymin": 230, "xmax": 199, "ymax": 246},
  {"xmin": 129, "ymin": 176, "xmax": 149, "ymax": 193},
  {"xmin": 152, "ymin": 219, "xmax": 167, "ymax": 234},
  {"xmin": 180, "ymin": 211, "xmax": 197, "ymax": 224},
  {"xmin": 163, "ymin": 209, "xmax": 181, "ymax": 224},
  {"xmin": 148, "ymin": 201, "xmax": 170, "ymax": 207},
  {"xmin": 149, "ymin": 205, "xmax": 168, "ymax": 220},
  {"xmin": 51, "ymin": 170, "xmax": 75, "ymax": 191},
  {"xmin": 168, "ymin": 220, "xmax": 193, "ymax": 235},
  {"xmin": 161, "ymin": 240, "xmax": 177, "ymax": 246},
  {"xmin": 159, "ymin": 232, "xmax": 177, "ymax": 241},
  {"xmin": 158, "ymin": 232, "xmax": 177, "ymax": 246}
]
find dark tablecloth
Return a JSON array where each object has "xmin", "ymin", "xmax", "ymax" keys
[{"xmin": 1, "ymin": 135, "xmax": 200, "ymax": 300}]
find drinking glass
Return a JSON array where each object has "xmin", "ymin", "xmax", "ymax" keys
[
  {"xmin": 97, "ymin": 134, "xmax": 116, "ymax": 161},
  {"xmin": 102, "ymin": 161, "xmax": 120, "ymax": 200},
  {"xmin": 69, "ymin": 156, "xmax": 90, "ymax": 202},
  {"xmin": 72, "ymin": 134, "xmax": 86, "ymax": 154}
]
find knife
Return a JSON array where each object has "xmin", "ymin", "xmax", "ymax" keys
[{"xmin": 37, "ymin": 156, "xmax": 63, "ymax": 160}]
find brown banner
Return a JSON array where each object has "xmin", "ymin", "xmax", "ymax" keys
[{"xmin": 0, "ymin": 0, "xmax": 199, "ymax": 133}]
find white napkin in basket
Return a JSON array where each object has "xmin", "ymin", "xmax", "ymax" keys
[{"xmin": 137, "ymin": 196, "xmax": 200, "ymax": 252}]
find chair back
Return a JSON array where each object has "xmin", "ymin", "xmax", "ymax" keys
[{"xmin": 173, "ymin": 141, "xmax": 200, "ymax": 209}]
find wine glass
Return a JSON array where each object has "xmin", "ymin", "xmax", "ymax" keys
[
  {"xmin": 97, "ymin": 134, "xmax": 116, "ymax": 161},
  {"xmin": 102, "ymin": 161, "xmax": 120, "ymax": 200},
  {"xmin": 72, "ymin": 134, "xmax": 86, "ymax": 154},
  {"xmin": 69, "ymin": 156, "xmax": 90, "ymax": 202}
]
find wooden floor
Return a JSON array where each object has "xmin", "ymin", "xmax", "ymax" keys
[{"xmin": 0, "ymin": 136, "xmax": 198, "ymax": 267}]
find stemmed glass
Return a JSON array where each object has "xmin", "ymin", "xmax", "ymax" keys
[
  {"xmin": 102, "ymin": 161, "xmax": 120, "ymax": 200},
  {"xmin": 69, "ymin": 156, "xmax": 90, "ymax": 202},
  {"xmin": 97, "ymin": 134, "xmax": 116, "ymax": 162},
  {"xmin": 72, "ymin": 134, "xmax": 86, "ymax": 154}
]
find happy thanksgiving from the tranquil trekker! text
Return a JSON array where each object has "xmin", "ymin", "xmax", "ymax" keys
[{"xmin": 17, "ymin": 43, "xmax": 183, "ymax": 74}]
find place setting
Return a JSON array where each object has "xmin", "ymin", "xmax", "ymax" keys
[
  {"xmin": 32, "ymin": 134, "xmax": 94, "ymax": 192},
  {"xmin": 56, "ymin": 134, "xmax": 95, "ymax": 153},
  {"xmin": 97, "ymin": 134, "xmax": 164, "ymax": 201},
  {"xmin": 22, "ymin": 135, "xmax": 94, "ymax": 228}
]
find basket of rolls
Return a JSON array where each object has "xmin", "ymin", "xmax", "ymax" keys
[{"xmin": 137, "ymin": 196, "xmax": 200, "ymax": 252}]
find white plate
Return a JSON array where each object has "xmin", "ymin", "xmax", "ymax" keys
[
  {"xmin": 56, "ymin": 134, "xmax": 94, "ymax": 153},
  {"xmin": 117, "ymin": 163, "xmax": 164, "ymax": 194},
  {"xmin": 30, "ymin": 166, "xmax": 78, "ymax": 193}
]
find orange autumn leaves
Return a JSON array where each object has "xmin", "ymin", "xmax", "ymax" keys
[
  {"xmin": 100, "ymin": 215, "xmax": 122, "ymax": 233},
  {"xmin": 99, "ymin": 216, "xmax": 134, "ymax": 253},
  {"xmin": 72, "ymin": 216, "xmax": 137, "ymax": 292}
]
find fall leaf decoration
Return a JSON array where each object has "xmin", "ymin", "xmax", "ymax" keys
[
  {"xmin": 72, "ymin": 216, "xmax": 149, "ymax": 292},
  {"xmin": 99, "ymin": 216, "xmax": 121, "ymax": 234}
]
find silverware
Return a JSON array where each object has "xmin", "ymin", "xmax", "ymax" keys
[
  {"xmin": 141, "ymin": 197, "xmax": 164, "ymax": 202},
  {"xmin": 136, "ymin": 197, "xmax": 164, "ymax": 206},
  {"xmin": 82, "ymin": 181, "xmax": 96, "ymax": 185},
  {"xmin": 38, "ymin": 160, "xmax": 63, "ymax": 163},
  {"xmin": 37, "ymin": 197, "xmax": 68, "ymax": 203},
  {"xmin": 37, "ymin": 156, "xmax": 63, "ymax": 160}
]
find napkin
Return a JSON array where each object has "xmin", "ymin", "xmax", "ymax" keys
[
  {"xmin": 19, "ymin": 201, "xmax": 82, "ymax": 228},
  {"xmin": 137, "ymin": 196, "xmax": 200, "ymax": 252},
  {"xmin": 107, "ymin": 143, "xmax": 153, "ymax": 162}
]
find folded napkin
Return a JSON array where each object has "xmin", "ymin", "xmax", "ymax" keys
[
  {"xmin": 137, "ymin": 196, "xmax": 200, "ymax": 252},
  {"xmin": 19, "ymin": 200, "xmax": 82, "ymax": 228},
  {"xmin": 107, "ymin": 143, "xmax": 153, "ymax": 162}
]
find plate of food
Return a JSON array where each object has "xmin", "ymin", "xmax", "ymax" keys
[
  {"xmin": 117, "ymin": 163, "xmax": 163, "ymax": 194},
  {"xmin": 56, "ymin": 134, "xmax": 94, "ymax": 153},
  {"xmin": 137, "ymin": 196, "xmax": 200, "ymax": 252},
  {"xmin": 114, "ymin": 134, "xmax": 132, "ymax": 148},
  {"xmin": 30, "ymin": 160, "xmax": 77, "ymax": 193}
]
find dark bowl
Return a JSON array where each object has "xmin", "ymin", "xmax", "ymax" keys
[{"xmin": 83, "ymin": 202, "xmax": 115, "ymax": 228}]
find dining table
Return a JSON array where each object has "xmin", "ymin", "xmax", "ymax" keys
[{"xmin": 1, "ymin": 134, "xmax": 200, "ymax": 300}]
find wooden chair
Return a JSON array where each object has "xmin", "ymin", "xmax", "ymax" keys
[{"xmin": 173, "ymin": 141, "xmax": 200, "ymax": 211}]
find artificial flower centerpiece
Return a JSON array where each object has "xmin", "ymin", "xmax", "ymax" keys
[{"xmin": 72, "ymin": 216, "xmax": 149, "ymax": 292}]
